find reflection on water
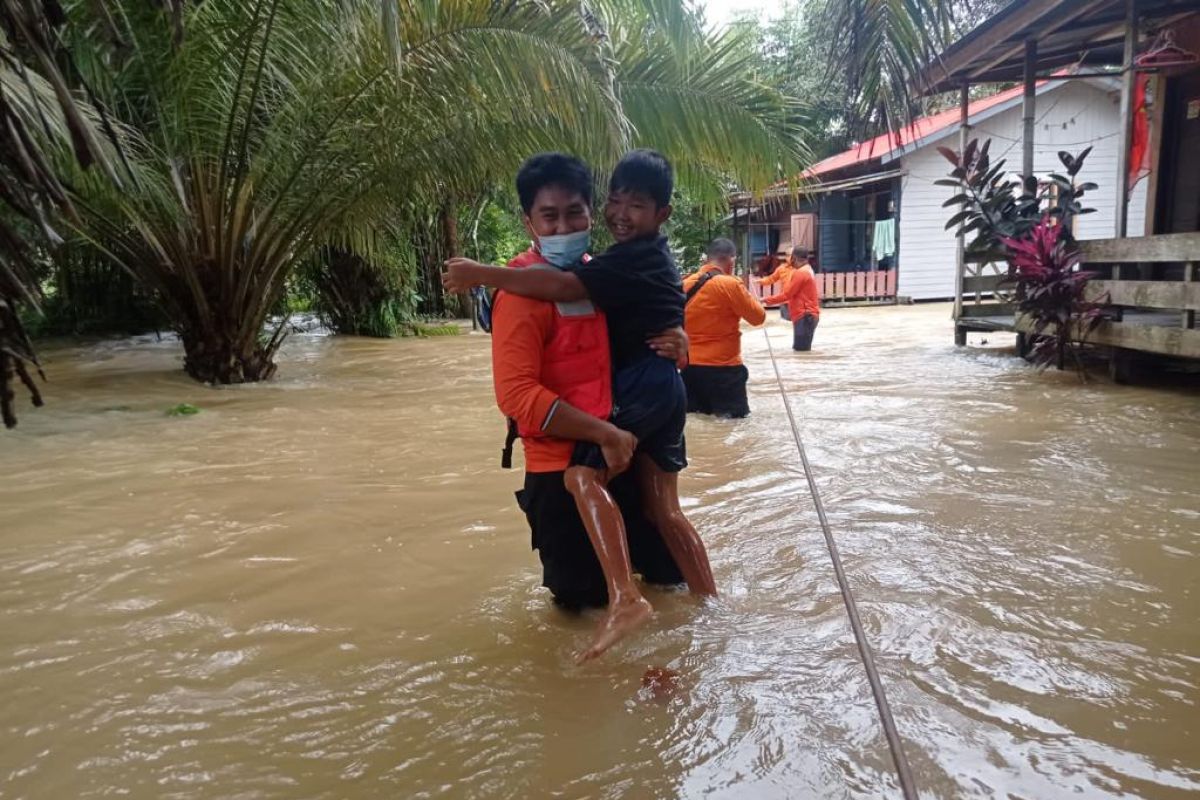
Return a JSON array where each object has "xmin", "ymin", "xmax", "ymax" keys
[{"xmin": 1, "ymin": 304, "xmax": 1197, "ymax": 799}]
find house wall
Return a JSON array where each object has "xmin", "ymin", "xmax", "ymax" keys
[
  {"xmin": 737, "ymin": 200, "xmax": 816, "ymax": 266},
  {"xmin": 819, "ymin": 194, "xmax": 851, "ymax": 267},
  {"xmin": 896, "ymin": 80, "xmax": 1150, "ymax": 300}
]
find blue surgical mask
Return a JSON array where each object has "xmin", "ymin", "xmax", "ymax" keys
[{"xmin": 537, "ymin": 230, "xmax": 590, "ymax": 268}]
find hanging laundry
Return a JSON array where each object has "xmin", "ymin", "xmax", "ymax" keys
[{"xmin": 872, "ymin": 218, "xmax": 896, "ymax": 260}]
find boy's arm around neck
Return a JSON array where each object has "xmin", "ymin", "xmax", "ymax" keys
[{"xmin": 443, "ymin": 257, "xmax": 587, "ymax": 302}]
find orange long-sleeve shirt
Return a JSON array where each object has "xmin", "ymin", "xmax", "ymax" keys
[
  {"xmin": 682, "ymin": 265, "xmax": 767, "ymax": 367},
  {"xmin": 490, "ymin": 292, "xmax": 577, "ymax": 473},
  {"xmin": 765, "ymin": 263, "xmax": 820, "ymax": 318},
  {"xmin": 758, "ymin": 262, "xmax": 795, "ymax": 288}
]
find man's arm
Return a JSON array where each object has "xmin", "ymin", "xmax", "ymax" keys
[
  {"xmin": 759, "ymin": 268, "xmax": 786, "ymax": 287},
  {"xmin": 765, "ymin": 269, "xmax": 805, "ymax": 307},
  {"xmin": 732, "ymin": 281, "xmax": 767, "ymax": 326},
  {"xmin": 763, "ymin": 287, "xmax": 789, "ymax": 306},
  {"xmin": 491, "ymin": 296, "xmax": 561, "ymax": 430},
  {"xmin": 646, "ymin": 326, "xmax": 689, "ymax": 369},
  {"xmin": 444, "ymin": 257, "xmax": 587, "ymax": 302},
  {"xmin": 542, "ymin": 403, "xmax": 636, "ymax": 475}
]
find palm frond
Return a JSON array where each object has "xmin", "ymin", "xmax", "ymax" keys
[{"xmin": 812, "ymin": 0, "xmax": 958, "ymax": 137}]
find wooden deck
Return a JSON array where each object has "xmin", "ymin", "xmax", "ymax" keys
[{"xmin": 953, "ymin": 232, "xmax": 1200, "ymax": 368}]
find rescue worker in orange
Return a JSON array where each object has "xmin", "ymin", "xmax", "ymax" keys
[
  {"xmin": 475, "ymin": 153, "xmax": 691, "ymax": 661},
  {"xmin": 764, "ymin": 245, "xmax": 821, "ymax": 351},
  {"xmin": 680, "ymin": 238, "xmax": 766, "ymax": 418},
  {"xmin": 758, "ymin": 248, "xmax": 796, "ymax": 319}
]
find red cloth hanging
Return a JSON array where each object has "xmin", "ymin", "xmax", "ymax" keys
[{"xmin": 1128, "ymin": 73, "xmax": 1151, "ymax": 198}]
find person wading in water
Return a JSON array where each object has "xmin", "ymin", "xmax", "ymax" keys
[
  {"xmin": 764, "ymin": 245, "xmax": 821, "ymax": 351},
  {"xmin": 680, "ymin": 238, "xmax": 766, "ymax": 419}
]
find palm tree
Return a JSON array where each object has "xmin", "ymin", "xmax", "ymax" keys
[
  {"xmin": 2, "ymin": 0, "xmax": 126, "ymax": 427},
  {"xmin": 12, "ymin": 0, "xmax": 812, "ymax": 388},
  {"xmin": 58, "ymin": 0, "xmax": 634, "ymax": 382},
  {"xmin": 608, "ymin": 2, "xmax": 808, "ymax": 204},
  {"xmin": 809, "ymin": 0, "xmax": 1001, "ymax": 138}
]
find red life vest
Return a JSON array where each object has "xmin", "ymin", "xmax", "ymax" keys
[{"xmin": 499, "ymin": 249, "xmax": 612, "ymax": 447}]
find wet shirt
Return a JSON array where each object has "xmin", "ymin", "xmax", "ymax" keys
[
  {"xmin": 574, "ymin": 235, "xmax": 685, "ymax": 368},
  {"xmin": 682, "ymin": 264, "xmax": 767, "ymax": 367},
  {"xmin": 491, "ymin": 249, "xmax": 603, "ymax": 473},
  {"xmin": 765, "ymin": 263, "xmax": 821, "ymax": 318}
]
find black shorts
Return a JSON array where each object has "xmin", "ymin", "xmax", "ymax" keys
[
  {"xmin": 682, "ymin": 364, "xmax": 750, "ymax": 418},
  {"xmin": 517, "ymin": 471, "xmax": 685, "ymax": 610},
  {"xmin": 572, "ymin": 356, "xmax": 687, "ymax": 473}
]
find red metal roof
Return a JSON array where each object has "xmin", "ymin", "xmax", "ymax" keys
[{"xmin": 806, "ymin": 83, "xmax": 1030, "ymax": 178}]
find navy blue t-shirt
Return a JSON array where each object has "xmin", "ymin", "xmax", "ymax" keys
[{"xmin": 573, "ymin": 235, "xmax": 685, "ymax": 368}]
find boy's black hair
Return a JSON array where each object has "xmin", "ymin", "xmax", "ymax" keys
[
  {"xmin": 515, "ymin": 153, "xmax": 593, "ymax": 214},
  {"xmin": 609, "ymin": 149, "xmax": 674, "ymax": 208}
]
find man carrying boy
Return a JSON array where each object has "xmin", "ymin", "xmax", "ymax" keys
[
  {"xmin": 446, "ymin": 150, "xmax": 717, "ymax": 662},
  {"xmin": 481, "ymin": 153, "xmax": 688, "ymax": 635}
]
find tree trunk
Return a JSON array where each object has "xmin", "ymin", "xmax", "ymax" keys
[
  {"xmin": 180, "ymin": 329, "xmax": 279, "ymax": 383},
  {"xmin": 440, "ymin": 199, "xmax": 470, "ymax": 319},
  {"xmin": 167, "ymin": 267, "xmax": 287, "ymax": 385}
]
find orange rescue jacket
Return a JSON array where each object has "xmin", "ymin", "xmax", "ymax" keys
[{"xmin": 492, "ymin": 249, "xmax": 612, "ymax": 470}]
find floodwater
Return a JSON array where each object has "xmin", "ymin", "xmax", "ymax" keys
[{"xmin": 1, "ymin": 303, "xmax": 1197, "ymax": 799}]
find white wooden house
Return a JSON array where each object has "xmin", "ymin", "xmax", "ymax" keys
[{"xmin": 731, "ymin": 76, "xmax": 1150, "ymax": 303}]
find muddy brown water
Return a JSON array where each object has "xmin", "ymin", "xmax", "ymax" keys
[{"xmin": 2, "ymin": 304, "xmax": 1197, "ymax": 799}]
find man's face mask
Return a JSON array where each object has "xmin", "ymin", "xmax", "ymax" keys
[{"xmin": 538, "ymin": 230, "xmax": 590, "ymax": 268}]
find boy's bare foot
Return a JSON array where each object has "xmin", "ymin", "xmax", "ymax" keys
[{"xmin": 576, "ymin": 595, "xmax": 653, "ymax": 664}]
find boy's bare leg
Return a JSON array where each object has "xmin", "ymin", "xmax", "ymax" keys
[
  {"xmin": 564, "ymin": 465, "xmax": 653, "ymax": 663},
  {"xmin": 635, "ymin": 454, "xmax": 717, "ymax": 596}
]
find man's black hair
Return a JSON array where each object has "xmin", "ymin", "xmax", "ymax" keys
[
  {"xmin": 609, "ymin": 149, "xmax": 674, "ymax": 208},
  {"xmin": 708, "ymin": 238, "xmax": 737, "ymax": 259},
  {"xmin": 515, "ymin": 153, "xmax": 593, "ymax": 214}
]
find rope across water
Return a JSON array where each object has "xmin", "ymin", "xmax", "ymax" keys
[{"xmin": 760, "ymin": 325, "xmax": 919, "ymax": 799}]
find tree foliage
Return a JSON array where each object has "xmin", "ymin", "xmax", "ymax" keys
[
  {"xmin": 808, "ymin": 0, "xmax": 1007, "ymax": 138},
  {"xmin": 2, "ymin": 0, "xmax": 808, "ymax": 387}
]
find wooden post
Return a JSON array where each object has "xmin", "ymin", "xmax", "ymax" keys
[
  {"xmin": 1185, "ymin": 262, "xmax": 1196, "ymax": 330},
  {"xmin": 953, "ymin": 82, "xmax": 970, "ymax": 328},
  {"xmin": 729, "ymin": 196, "xmax": 739, "ymax": 275},
  {"xmin": 892, "ymin": 176, "xmax": 901, "ymax": 305},
  {"xmin": 1022, "ymin": 39, "xmax": 1037, "ymax": 192},
  {"xmin": 1115, "ymin": 0, "xmax": 1138, "ymax": 238}
]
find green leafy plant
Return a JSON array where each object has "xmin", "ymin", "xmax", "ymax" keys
[
  {"xmin": 411, "ymin": 322, "xmax": 461, "ymax": 337},
  {"xmin": 938, "ymin": 138, "xmax": 1097, "ymax": 259},
  {"xmin": 940, "ymin": 138, "xmax": 1106, "ymax": 370},
  {"xmin": 166, "ymin": 403, "xmax": 201, "ymax": 416},
  {"xmin": 1001, "ymin": 221, "xmax": 1109, "ymax": 370},
  {"xmin": 8, "ymin": 0, "xmax": 809, "ymax": 405},
  {"xmin": 308, "ymin": 242, "xmax": 418, "ymax": 338}
]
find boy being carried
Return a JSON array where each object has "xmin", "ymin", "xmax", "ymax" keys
[{"xmin": 445, "ymin": 150, "xmax": 716, "ymax": 662}]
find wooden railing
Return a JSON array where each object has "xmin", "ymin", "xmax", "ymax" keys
[
  {"xmin": 953, "ymin": 254, "xmax": 1014, "ymax": 343},
  {"xmin": 952, "ymin": 231, "xmax": 1200, "ymax": 362},
  {"xmin": 747, "ymin": 270, "xmax": 897, "ymax": 307},
  {"xmin": 1071, "ymin": 232, "xmax": 1200, "ymax": 360},
  {"xmin": 820, "ymin": 270, "xmax": 897, "ymax": 303},
  {"xmin": 955, "ymin": 254, "xmax": 1013, "ymax": 318}
]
